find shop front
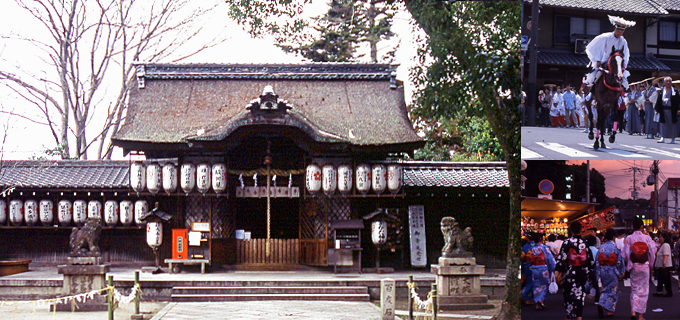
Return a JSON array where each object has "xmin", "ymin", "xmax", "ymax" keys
[{"xmin": 521, "ymin": 196, "xmax": 597, "ymax": 237}]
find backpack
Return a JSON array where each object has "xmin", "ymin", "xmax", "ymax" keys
[{"xmin": 630, "ymin": 241, "xmax": 649, "ymax": 264}]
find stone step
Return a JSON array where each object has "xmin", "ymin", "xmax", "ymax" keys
[
  {"xmin": 439, "ymin": 303, "xmax": 495, "ymax": 311},
  {"xmin": 172, "ymin": 286, "xmax": 368, "ymax": 295},
  {"xmin": 171, "ymin": 293, "xmax": 370, "ymax": 302}
]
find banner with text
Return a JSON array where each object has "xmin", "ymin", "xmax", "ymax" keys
[
  {"xmin": 408, "ymin": 205, "xmax": 427, "ymax": 267},
  {"xmin": 576, "ymin": 206, "xmax": 615, "ymax": 231}
]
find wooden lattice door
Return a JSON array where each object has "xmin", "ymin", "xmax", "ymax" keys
[{"xmin": 299, "ymin": 197, "xmax": 351, "ymax": 266}]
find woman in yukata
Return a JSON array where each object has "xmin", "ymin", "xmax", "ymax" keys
[
  {"xmin": 596, "ymin": 229, "xmax": 625, "ymax": 318},
  {"xmin": 622, "ymin": 217, "xmax": 656, "ymax": 320},
  {"xmin": 531, "ymin": 232, "xmax": 556, "ymax": 310},
  {"xmin": 555, "ymin": 222, "xmax": 596, "ymax": 320}
]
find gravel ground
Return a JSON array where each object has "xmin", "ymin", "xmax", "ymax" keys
[{"xmin": 0, "ymin": 301, "xmax": 167, "ymax": 320}]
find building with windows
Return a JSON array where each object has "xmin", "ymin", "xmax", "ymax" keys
[{"xmin": 523, "ymin": 0, "xmax": 680, "ymax": 88}]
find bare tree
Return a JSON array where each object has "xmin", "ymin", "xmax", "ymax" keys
[{"xmin": 0, "ymin": 0, "xmax": 224, "ymax": 159}]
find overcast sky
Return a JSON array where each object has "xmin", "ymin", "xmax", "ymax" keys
[
  {"xmin": 566, "ymin": 160, "xmax": 680, "ymax": 200},
  {"xmin": 0, "ymin": 1, "xmax": 421, "ymax": 160}
]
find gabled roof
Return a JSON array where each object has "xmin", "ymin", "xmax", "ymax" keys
[
  {"xmin": 537, "ymin": 50, "xmax": 671, "ymax": 71},
  {"xmin": 402, "ymin": 161, "xmax": 509, "ymax": 188},
  {"xmin": 113, "ymin": 63, "xmax": 423, "ymax": 152},
  {"xmin": 525, "ymin": 0, "xmax": 668, "ymax": 15},
  {"xmin": 0, "ymin": 161, "xmax": 129, "ymax": 189}
]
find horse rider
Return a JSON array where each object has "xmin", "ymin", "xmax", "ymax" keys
[{"xmin": 583, "ymin": 15, "xmax": 635, "ymax": 90}]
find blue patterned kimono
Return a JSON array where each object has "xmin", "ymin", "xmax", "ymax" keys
[
  {"xmin": 532, "ymin": 243, "xmax": 556, "ymax": 303},
  {"xmin": 596, "ymin": 240, "xmax": 625, "ymax": 313},
  {"xmin": 522, "ymin": 241, "xmax": 536, "ymax": 302}
]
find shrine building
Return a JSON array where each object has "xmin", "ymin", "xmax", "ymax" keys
[{"xmin": 0, "ymin": 63, "xmax": 509, "ymax": 271}]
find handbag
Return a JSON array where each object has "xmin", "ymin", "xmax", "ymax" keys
[
  {"xmin": 549, "ymin": 273, "xmax": 558, "ymax": 294},
  {"xmin": 653, "ymin": 112, "xmax": 660, "ymax": 123}
]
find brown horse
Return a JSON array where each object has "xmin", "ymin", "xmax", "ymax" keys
[{"xmin": 588, "ymin": 46, "xmax": 625, "ymax": 150}]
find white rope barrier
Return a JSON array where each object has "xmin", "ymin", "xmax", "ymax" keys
[
  {"xmin": 0, "ymin": 283, "xmax": 141, "ymax": 307},
  {"xmin": 407, "ymin": 282, "xmax": 433, "ymax": 311}
]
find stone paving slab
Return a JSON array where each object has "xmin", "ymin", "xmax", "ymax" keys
[
  {"xmin": 0, "ymin": 300, "xmax": 166, "ymax": 320},
  {"xmin": 151, "ymin": 301, "xmax": 391, "ymax": 320}
]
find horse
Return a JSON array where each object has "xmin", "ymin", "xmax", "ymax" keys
[{"xmin": 587, "ymin": 46, "xmax": 625, "ymax": 150}]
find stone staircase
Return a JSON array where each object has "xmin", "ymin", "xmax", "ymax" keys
[{"xmin": 171, "ymin": 281, "xmax": 370, "ymax": 302}]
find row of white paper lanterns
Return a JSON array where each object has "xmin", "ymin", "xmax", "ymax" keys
[
  {"xmin": 131, "ymin": 162, "xmax": 226, "ymax": 195},
  {"xmin": 305, "ymin": 164, "xmax": 402, "ymax": 195},
  {"xmin": 0, "ymin": 199, "xmax": 150, "ymax": 228}
]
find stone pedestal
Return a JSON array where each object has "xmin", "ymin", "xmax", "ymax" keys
[
  {"xmin": 52, "ymin": 257, "xmax": 109, "ymax": 312},
  {"xmin": 430, "ymin": 256, "xmax": 493, "ymax": 311}
]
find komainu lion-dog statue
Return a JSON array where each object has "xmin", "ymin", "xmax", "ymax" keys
[
  {"xmin": 69, "ymin": 218, "xmax": 102, "ymax": 257},
  {"xmin": 441, "ymin": 217, "xmax": 474, "ymax": 257}
]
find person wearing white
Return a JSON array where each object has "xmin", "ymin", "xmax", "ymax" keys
[
  {"xmin": 584, "ymin": 16, "xmax": 635, "ymax": 89},
  {"xmin": 653, "ymin": 234, "xmax": 673, "ymax": 297},
  {"xmin": 643, "ymin": 79, "xmax": 659, "ymax": 139}
]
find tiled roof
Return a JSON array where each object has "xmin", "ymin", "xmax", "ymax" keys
[
  {"xmin": 136, "ymin": 63, "xmax": 396, "ymax": 82},
  {"xmin": 114, "ymin": 63, "xmax": 423, "ymax": 150},
  {"xmin": 525, "ymin": 0, "xmax": 668, "ymax": 15},
  {"xmin": 651, "ymin": 0, "xmax": 680, "ymax": 12},
  {"xmin": 0, "ymin": 161, "xmax": 129, "ymax": 189},
  {"xmin": 0, "ymin": 160, "xmax": 508, "ymax": 190},
  {"xmin": 402, "ymin": 162, "xmax": 509, "ymax": 188},
  {"xmin": 658, "ymin": 59, "xmax": 680, "ymax": 72},
  {"xmin": 537, "ymin": 51, "xmax": 671, "ymax": 71}
]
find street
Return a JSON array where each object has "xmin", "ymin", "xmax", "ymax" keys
[
  {"xmin": 522, "ymin": 126, "xmax": 680, "ymax": 160},
  {"xmin": 521, "ymin": 276, "xmax": 680, "ymax": 320}
]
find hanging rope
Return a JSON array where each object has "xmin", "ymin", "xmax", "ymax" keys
[{"xmin": 407, "ymin": 282, "xmax": 436, "ymax": 320}]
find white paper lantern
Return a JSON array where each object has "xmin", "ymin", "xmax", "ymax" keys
[
  {"xmin": 196, "ymin": 164, "xmax": 211, "ymax": 194},
  {"xmin": 146, "ymin": 221, "xmax": 163, "ymax": 247},
  {"xmin": 9, "ymin": 200, "xmax": 23, "ymax": 226},
  {"xmin": 0, "ymin": 200, "xmax": 6, "ymax": 224},
  {"xmin": 134, "ymin": 200, "xmax": 148, "ymax": 225},
  {"xmin": 371, "ymin": 221, "xmax": 387, "ymax": 245},
  {"xmin": 73, "ymin": 200, "xmax": 87, "ymax": 226},
  {"xmin": 130, "ymin": 162, "xmax": 146, "ymax": 192},
  {"xmin": 305, "ymin": 164, "xmax": 322, "ymax": 193},
  {"xmin": 24, "ymin": 200, "xmax": 38, "ymax": 226},
  {"xmin": 104, "ymin": 200, "xmax": 118, "ymax": 227},
  {"xmin": 322, "ymin": 165, "xmax": 337, "ymax": 195},
  {"xmin": 337, "ymin": 165, "xmax": 352, "ymax": 194},
  {"xmin": 119, "ymin": 201, "xmax": 134, "ymax": 226},
  {"xmin": 88, "ymin": 200, "xmax": 102, "ymax": 220},
  {"xmin": 387, "ymin": 165, "xmax": 403, "ymax": 194},
  {"xmin": 212, "ymin": 163, "xmax": 227, "ymax": 194},
  {"xmin": 162, "ymin": 164, "xmax": 178, "ymax": 194},
  {"xmin": 180, "ymin": 163, "xmax": 196, "ymax": 194},
  {"xmin": 372, "ymin": 164, "xmax": 387, "ymax": 195},
  {"xmin": 39, "ymin": 200, "xmax": 54, "ymax": 226},
  {"xmin": 58, "ymin": 200, "xmax": 72, "ymax": 226},
  {"xmin": 355, "ymin": 164, "xmax": 371, "ymax": 194},
  {"xmin": 146, "ymin": 163, "xmax": 162, "ymax": 195}
]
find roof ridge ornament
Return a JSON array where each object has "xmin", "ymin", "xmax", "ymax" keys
[{"xmin": 246, "ymin": 85, "xmax": 292, "ymax": 116}]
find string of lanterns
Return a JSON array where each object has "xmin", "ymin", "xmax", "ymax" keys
[
  {"xmin": 0, "ymin": 199, "xmax": 149, "ymax": 228},
  {"xmin": 305, "ymin": 163, "xmax": 403, "ymax": 195}
]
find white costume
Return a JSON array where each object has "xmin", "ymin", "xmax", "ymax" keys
[{"xmin": 584, "ymin": 16, "xmax": 635, "ymax": 89}]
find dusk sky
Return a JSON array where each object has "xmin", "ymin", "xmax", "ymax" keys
[{"xmin": 566, "ymin": 161, "xmax": 680, "ymax": 200}]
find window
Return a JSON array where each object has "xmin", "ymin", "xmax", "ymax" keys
[
  {"xmin": 555, "ymin": 16, "xmax": 609, "ymax": 45},
  {"xmin": 659, "ymin": 20, "xmax": 680, "ymax": 42}
]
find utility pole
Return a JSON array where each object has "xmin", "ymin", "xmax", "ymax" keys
[
  {"xmin": 586, "ymin": 160, "xmax": 591, "ymax": 208},
  {"xmin": 652, "ymin": 161, "xmax": 659, "ymax": 224}
]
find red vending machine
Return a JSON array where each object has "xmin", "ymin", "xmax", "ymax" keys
[{"xmin": 172, "ymin": 229, "xmax": 188, "ymax": 260}]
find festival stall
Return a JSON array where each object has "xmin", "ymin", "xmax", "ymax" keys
[{"xmin": 521, "ymin": 196, "xmax": 597, "ymax": 237}]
